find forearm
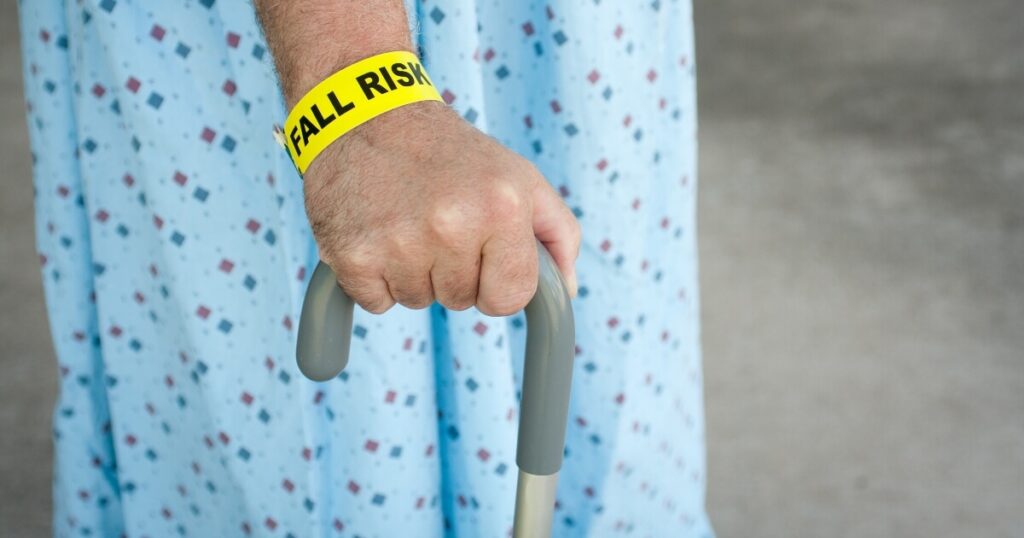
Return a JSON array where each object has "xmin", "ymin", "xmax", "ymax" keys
[{"xmin": 254, "ymin": 0, "xmax": 414, "ymax": 108}]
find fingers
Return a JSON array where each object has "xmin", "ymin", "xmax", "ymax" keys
[
  {"xmin": 430, "ymin": 247, "xmax": 481, "ymax": 311},
  {"xmin": 323, "ymin": 169, "xmax": 579, "ymax": 316},
  {"xmin": 477, "ymin": 228, "xmax": 539, "ymax": 317},
  {"xmin": 338, "ymin": 251, "xmax": 480, "ymax": 313},
  {"xmin": 383, "ymin": 259, "xmax": 435, "ymax": 310},
  {"xmin": 530, "ymin": 182, "xmax": 582, "ymax": 297},
  {"xmin": 426, "ymin": 198, "xmax": 482, "ymax": 311},
  {"xmin": 330, "ymin": 253, "xmax": 396, "ymax": 314},
  {"xmin": 342, "ymin": 277, "xmax": 395, "ymax": 314}
]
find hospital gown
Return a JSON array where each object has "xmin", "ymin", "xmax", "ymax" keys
[{"xmin": 19, "ymin": 0, "xmax": 711, "ymax": 536}]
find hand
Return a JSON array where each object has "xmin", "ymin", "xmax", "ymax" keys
[{"xmin": 303, "ymin": 100, "xmax": 581, "ymax": 316}]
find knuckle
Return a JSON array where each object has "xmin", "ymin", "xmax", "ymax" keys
[
  {"xmin": 427, "ymin": 202, "xmax": 470, "ymax": 246},
  {"xmin": 484, "ymin": 182, "xmax": 526, "ymax": 221},
  {"xmin": 385, "ymin": 231, "xmax": 421, "ymax": 258},
  {"xmin": 335, "ymin": 248, "xmax": 376, "ymax": 278}
]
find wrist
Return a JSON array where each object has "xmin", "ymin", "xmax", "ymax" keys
[
  {"xmin": 307, "ymin": 99, "xmax": 451, "ymax": 178},
  {"xmin": 340, "ymin": 99, "xmax": 450, "ymax": 145},
  {"xmin": 283, "ymin": 51, "xmax": 447, "ymax": 175},
  {"xmin": 281, "ymin": 40, "xmax": 415, "ymax": 109}
]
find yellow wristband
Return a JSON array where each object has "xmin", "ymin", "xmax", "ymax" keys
[{"xmin": 282, "ymin": 50, "xmax": 444, "ymax": 173}]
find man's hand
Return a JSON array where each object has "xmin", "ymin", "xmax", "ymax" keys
[
  {"xmin": 255, "ymin": 0, "xmax": 580, "ymax": 315},
  {"xmin": 303, "ymin": 100, "xmax": 580, "ymax": 315}
]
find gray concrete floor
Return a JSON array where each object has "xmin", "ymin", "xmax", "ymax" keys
[{"xmin": 1, "ymin": 0, "xmax": 1021, "ymax": 536}]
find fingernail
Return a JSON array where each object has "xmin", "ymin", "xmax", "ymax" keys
[{"xmin": 567, "ymin": 272, "xmax": 578, "ymax": 298}]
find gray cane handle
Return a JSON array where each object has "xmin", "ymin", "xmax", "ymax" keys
[
  {"xmin": 295, "ymin": 242, "xmax": 575, "ymax": 476},
  {"xmin": 295, "ymin": 261, "xmax": 355, "ymax": 381}
]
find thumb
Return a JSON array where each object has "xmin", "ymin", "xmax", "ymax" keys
[{"xmin": 531, "ymin": 182, "xmax": 581, "ymax": 297}]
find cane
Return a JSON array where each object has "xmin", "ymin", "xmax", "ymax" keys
[{"xmin": 295, "ymin": 242, "xmax": 575, "ymax": 537}]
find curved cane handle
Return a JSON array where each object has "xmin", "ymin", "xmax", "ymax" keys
[
  {"xmin": 295, "ymin": 261, "xmax": 356, "ymax": 381},
  {"xmin": 295, "ymin": 242, "xmax": 575, "ymax": 476}
]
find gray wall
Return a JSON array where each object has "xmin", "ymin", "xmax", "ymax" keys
[
  {"xmin": 1, "ymin": 0, "xmax": 1022, "ymax": 536},
  {"xmin": 697, "ymin": 1, "xmax": 1023, "ymax": 536}
]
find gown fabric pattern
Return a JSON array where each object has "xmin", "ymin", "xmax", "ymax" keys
[{"xmin": 19, "ymin": 0, "xmax": 711, "ymax": 536}]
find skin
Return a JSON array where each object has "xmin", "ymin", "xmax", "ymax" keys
[{"xmin": 255, "ymin": 0, "xmax": 580, "ymax": 316}]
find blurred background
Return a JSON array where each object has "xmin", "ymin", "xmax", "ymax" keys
[{"xmin": 2, "ymin": 0, "xmax": 1022, "ymax": 536}]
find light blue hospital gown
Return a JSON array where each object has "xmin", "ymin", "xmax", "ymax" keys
[{"xmin": 19, "ymin": 1, "xmax": 710, "ymax": 536}]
